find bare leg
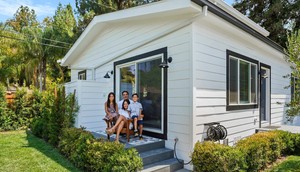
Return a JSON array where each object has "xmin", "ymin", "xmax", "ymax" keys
[
  {"xmin": 115, "ymin": 120, "xmax": 125, "ymax": 142},
  {"xmin": 139, "ymin": 124, "xmax": 143, "ymax": 135},
  {"xmin": 110, "ymin": 115, "xmax": 126, "ymax": 131},
  {"xmin": 134, "ymin": 118, "xmax": 137, "ymax": 130}
]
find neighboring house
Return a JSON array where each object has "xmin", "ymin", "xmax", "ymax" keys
[{"xmin": 61, "ymin": 0, "xmax": 291, "ymax": 170}]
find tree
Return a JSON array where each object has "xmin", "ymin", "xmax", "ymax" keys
[
  {"xmin": 7, "ymin": 6, "xmax": 39, "ymax": 33},
  {"xmin": 233, "ymin": 0, "xmax": 300, "ymax": 48},
  {"xmin": 285, "ymin": 29, "xmax": 300, "ymax": 117},
  {"xmin": 47, "ymin": 3, "xmax": 76, "ymax": 83}
]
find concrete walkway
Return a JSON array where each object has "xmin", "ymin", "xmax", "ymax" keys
[{"xmin": 260, "ymin": 125, "xmax": 300, "ymax": 133}]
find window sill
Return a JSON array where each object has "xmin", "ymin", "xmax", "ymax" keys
[{"xmin": 226, "ymin": 104, "xmax": 258, "ymax": 111}]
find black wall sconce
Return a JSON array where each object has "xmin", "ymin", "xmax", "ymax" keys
[
  {"xmin": 104, "ymin": 70, "xmax": 114, "ymax": 78},
  {"xmin": 159, "ymin": 57, "xmax": 173, "ymax": 68}
]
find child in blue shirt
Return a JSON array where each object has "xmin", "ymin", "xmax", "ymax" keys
[{"xmin": 129, "ymin": 93, "xmax": 144, "ymax": 140}]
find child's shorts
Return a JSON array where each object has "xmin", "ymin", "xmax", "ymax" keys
[{"xmin": 131, "ymin": 115, "xmax": 143, "ymax": 125}]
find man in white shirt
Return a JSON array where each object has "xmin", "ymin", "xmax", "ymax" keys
[{"xmin": 118, "ymin": 91, "xmax": 133, "ymax": 109}]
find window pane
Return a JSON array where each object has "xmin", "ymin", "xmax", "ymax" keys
[
  {"xmin": 239, "ymin": 61, "xmax": 250, "ymax": 103},
  {"xmin": 229, "ymin": 58, "xmax": 238, "ymax": 104},
  {"xmin": 120, "ymin": 65, "xmax": 135, "ymax": 100},
  {"xmin": 251, "ymin": 64, "xmax": 257, "ymax": 103}
]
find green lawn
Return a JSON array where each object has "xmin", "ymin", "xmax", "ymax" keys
[
  {"xmin": 0, "ymin": 130, "xmax": 81, "ymax": 172},
  {"xmin": 268, "ymin": 156, "xmax": 300, "ymax": 172}
]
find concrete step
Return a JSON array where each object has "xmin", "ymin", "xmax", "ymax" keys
[
  {"xmin": 126, "ymin": 140, "xmax": 165, "ymax": 153},
  {"xmin": 140, "ymin": 148, "xmax": 174, "ymax": 166},
  {"xmin": 142, "ymin": 158, "xmax": 184, "ymax": 172}
]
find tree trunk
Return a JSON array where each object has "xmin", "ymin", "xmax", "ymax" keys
[{"xmin": 42, "ymin": 57, "xmax": 47, "ymax": 90}]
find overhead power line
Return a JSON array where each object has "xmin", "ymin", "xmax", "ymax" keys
[
  {"xmin": 2, "ymin": 29, "xmax": 72, "ymax": 45},
  {"xmin": 0, "ymin": 34, "xmax": 70, "ymax": 49}
]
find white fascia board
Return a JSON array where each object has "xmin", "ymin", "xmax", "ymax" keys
[
  {"xmin": 61, "ymin": 0, "xmax": 192, "ymax": 66},
  {"xmin": 209, "ymin": 0, "xmax": 270, "ymax": 37}
]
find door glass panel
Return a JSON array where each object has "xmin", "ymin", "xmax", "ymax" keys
[
  {"xmin": 251, "ymin": 64, "xmax": 257, "ymax": 103},
  {"xmin": 138, "ymin": 58, "xmax": 162, "ymax": 131},
  {"xmin": 260, "ymin": 69, "xmax": 267, "ymax": 121},
  {"xmin": 119, "ymin": 65, "xmax": 136, "ymax": 100}
]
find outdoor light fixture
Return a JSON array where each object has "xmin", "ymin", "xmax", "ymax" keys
[
  {"xmin": 104, "ymin": 70, "xmax": 114, "ymax": 79},
  {"xmin": 259, "ymin": 70, "xmax": 268, "ymax": 79},
  {"xmin": 159, "ymin": 57, "xmax": 173, "ymax": 68}
]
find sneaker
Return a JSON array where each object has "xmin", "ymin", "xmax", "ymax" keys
[
  {"xmin": 139, "ymin": 135, "xmax": 143, "ymax": 140},
  {"xmin": 134, "ymin": 131, "xmax": 138, "ymax": 137}
]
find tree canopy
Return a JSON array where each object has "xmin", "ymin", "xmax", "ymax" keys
[
  {"xmin": 0, "ymin": 0, "xmax": 160, "ymax": 89},
  {"xmin": 233, "ymin": 0, "xmax": 300, "ymax": 48}
]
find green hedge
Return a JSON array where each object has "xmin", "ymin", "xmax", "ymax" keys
[
  {"xmin": 58, "ymin": 128, "xmax": 143, "ymax": 172},
  {"xmin": 0, "ymin": 85, "xmax": 31, "ymax": 131},
  {"xmin": 192, "ymin": 141, "xmax": 246, "ymax": 172},
  {"xmin": 192, "ymin": 130, "xmax": 300, "ymax": 172}
]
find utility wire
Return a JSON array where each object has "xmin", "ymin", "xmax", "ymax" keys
[
  {"xmin": 0, "ymin": 34, "xmax": 70, "ymax": 49},
  {"xmin": 2, "ymin": 29, "xmax": 72, "ymax": 45}
]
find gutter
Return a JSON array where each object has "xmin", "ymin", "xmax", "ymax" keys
[{"xmin": 191, "ymin": 0, "xmax": 284, "ymax": 54}]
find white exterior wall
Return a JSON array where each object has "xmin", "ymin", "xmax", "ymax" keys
[
  {"xmin": 192, "ymin": 12, "xmax": 291, "ymax": 145},
  {"xmin": 65, "ymin": 80, "xmax": 109, "ymax": 131},
  {"xmin": 68, "ymin": 16, "xmax": 194, "ymax": 168}
]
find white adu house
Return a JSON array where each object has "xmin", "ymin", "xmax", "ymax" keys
[{"xmin": 61, "ymin": 0, "xmax": 291, "ymax": 169}]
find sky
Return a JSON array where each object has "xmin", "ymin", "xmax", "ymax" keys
[{"xmin": 0, "ymin": 0, "xmax": 235, "ymax": 23}]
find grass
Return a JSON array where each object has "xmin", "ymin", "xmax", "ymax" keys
[
  {"xmin": 0, "ymin": 130, "xmax": 81, "ymax": 172},
  {"xmin": 268, "ymin": 155, "xmax": 300, "ymax": 172}
]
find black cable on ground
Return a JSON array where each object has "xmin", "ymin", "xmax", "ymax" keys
[{"xmin": 174, "ymin": 138, "xmax": 192, "ymax": 165}]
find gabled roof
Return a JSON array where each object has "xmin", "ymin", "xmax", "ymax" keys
[{"xmin": 61, "ymin": 0, "xmax": 283, "ymax": 67}]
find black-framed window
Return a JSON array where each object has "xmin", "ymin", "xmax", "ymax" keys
[
  {"xmin": 78, "ymin": 70, "xmax": 86, "ymax": 80},
  {"xmin": 226, "ymin": 50, "xmax": 258, "ymax": 111}
]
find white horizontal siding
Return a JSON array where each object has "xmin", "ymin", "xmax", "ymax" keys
[
  {"xmin": 65, "ymin": 80, "xmax": 111, "ymax": 131},
  {"xmin": 90, "ymin": 25, "xmax": 193, "ymax": 168},
  {"xmin": 192, "ymin": 13, "xmax": 291, "ymax": 145},
  {"xmin": 68, "ymin": 16, "xmax": 193, "ymax": 166}
]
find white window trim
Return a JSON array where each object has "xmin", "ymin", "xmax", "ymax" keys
[{"xmin": 229, "ymin": 56, "xmax": 258, "ymax": 106}]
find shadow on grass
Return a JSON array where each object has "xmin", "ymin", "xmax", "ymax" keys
[
  {"xmin": 271, "ymin": 156, "xmax": 300, "ymax": 172},
  {"xmin": 25, "ymin": 130, "xmax": 81, "ymax": 172}
]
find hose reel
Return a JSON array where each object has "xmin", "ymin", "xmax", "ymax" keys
[{"xmin": 205, "ymin": 122, "xmax": 227, "ymax": 141}]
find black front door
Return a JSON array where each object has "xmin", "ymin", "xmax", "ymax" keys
[{"xmin": 260, "ymin": 64, "xmax": 271, "ymax": 127}]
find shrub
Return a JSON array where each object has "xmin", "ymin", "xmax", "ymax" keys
[
  {"xmin": 192, "ymin": 141, "xmax": 246, "ymax": 172},
  {"xmin": 107, "ymin": 148, "xmax": 143, "ymax": 172},
  {"xmin": 30, "ymin": 85, "xmax": 78, "ymax": 146},
  {"xmin": 58, "ymin": 128, "xmax": 143, "ymax": 172},
  {"xmin": 0, "ymin": 84, "xmax": 22, "ymax": 131},
  {"xmin": 271, "ymin": 130, "xmax": 296, "ymax": 154},
  {"xmin": 59, "ymin": 127, "xmax": 94, "ymax": 168},
  {"xmin": 11, "ymin": 88, "xmax": 31, "ymax": 127},
  {"xmin": 192, "ymin": 131, "xmax": 300, "ymax": 172},
  {"xmin": 236, "ymin": 132, "xmax": 283, "ymax": 171}
]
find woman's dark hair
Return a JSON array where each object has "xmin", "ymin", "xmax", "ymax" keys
[
  {"xmin": 106, "ymin": 92, "xmax": 117, "ymax": 109},
  {"xmin": 122, "ymin": 99, "xmax": 130, "ymax": 110},
  {"xmin": 132, "ymin": 93, "xmax": 139, "ymax": 98}
]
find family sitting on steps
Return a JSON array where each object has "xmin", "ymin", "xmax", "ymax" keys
[{"xmin": 104, "ymin": 91, "xmax": 144, "ymax": 142}]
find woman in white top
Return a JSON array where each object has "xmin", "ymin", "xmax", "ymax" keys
[{"xmin": 106, "ymin": 99, "xmax": 131, "ymax": 142}]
